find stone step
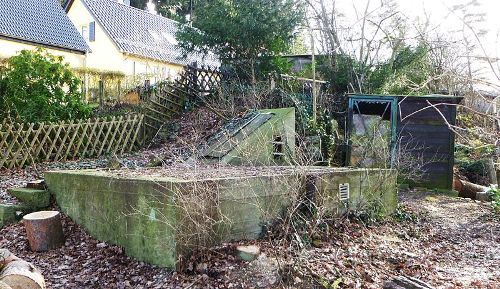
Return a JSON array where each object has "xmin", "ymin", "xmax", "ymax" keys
[
  {"xmin": 0, "ymin": 203, "xmax": 29, "ymax": 229},
  {"xmin": 7, "ymin": 188, "xmax": 50, "ymax": 209}
]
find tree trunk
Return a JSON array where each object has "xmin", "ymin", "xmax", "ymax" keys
[
  {"xmin": 23, "ymin": 211, "xmax": 64, "ymax": 252},
  {"xmin": 453, "ymin": 178, "xmax": 488, "ymax": 199},
  {"xmin": 486, "ymin": 158, "xmax": 497, "ymax": 185},
  {"xmin": 0, "ymin": 260, "xmax": 45, "ymax": 289},
  {"xmin": 250, "ymin": 59, "xmax": 256, "ymax": 86}
]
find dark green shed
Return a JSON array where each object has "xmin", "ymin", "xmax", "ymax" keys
[{"xmin": 346, "ymin": 94, "xmax": 463, "ymax": 189}]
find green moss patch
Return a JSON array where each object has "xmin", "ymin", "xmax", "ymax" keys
[
  {"xmin": 0, "ymin": 203, "xmax": 28, "ymax": 228},
  {"xmin": 7, "ymin": 188, "xmax": 50, "ymax": 209}
]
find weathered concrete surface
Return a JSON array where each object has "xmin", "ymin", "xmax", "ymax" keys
[
  {"xmin": 306, "ymin": 168, "xmax": 397, "ymax": 216},
  {"xmin": 7, "ymin": 188, "xmax": 50, "ymax": 209},
  {"xmin": 0, "ymin": 203, "xmax": 27, "ymax": 229},
  {"xmin": 203, "ymin": 108, "xmax": 296, "ymax": 166},
  {"xmin": 45, "ymin": 170, "xmax": 299, "ymax": 267},
  {"xmin": 45, "ymin": 167, "xmax": 397, "ymax": 268}
]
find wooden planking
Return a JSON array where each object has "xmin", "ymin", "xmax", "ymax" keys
[
  {"xmin": 396, "ymin": 97, "xmax": 459, "ymax": 189},
  {"xmin": 397, "ymin": 124, "xmax": 452, "ymax": 134},
  {"xmin": 0, "ymin": 114, "xmax": 144, "ymax": 169}
]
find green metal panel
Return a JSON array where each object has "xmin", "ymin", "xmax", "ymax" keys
[{"xmin": 347, "ymin": 95, "xmax": 397, "ymax": 167}]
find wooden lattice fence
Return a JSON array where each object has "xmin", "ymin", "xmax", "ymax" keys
[
  {"xmin": 0, "ymin": 114, "xmax": 144, "ymax": 169},
  {"xmin": 184, "ymin": 64, "xmax": 226, "ymax": 93},
  {"xmin": 141, "ymin": 64, "xmax": 228, "ymax": 138}
]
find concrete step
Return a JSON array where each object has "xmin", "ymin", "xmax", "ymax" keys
[
  {"xmin": 0, "ymin": 203, "xmax": 29, "ymax": 229},
  {"xmin": 7, "ymin": 188, "xmax": 50, "ymax": 209}
]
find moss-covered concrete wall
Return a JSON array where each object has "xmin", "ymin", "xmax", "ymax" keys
[
  {"xmin": 219, "ymin": 108, "xmax": 296, "ymax": 166},
  {"xmin": 307, "ymin": 168, "xmax": 397, "ymax": 217},
  {"xmin": 45, "ymin": 171, "xmax": 178, "ymax": 267},
  {"xmin": 45, "ymin": 170, "xmax": 300, "ymax": 268},
  {"xmin": 45, "ymin": 167, "xmax": 396, "ymax": 268}
]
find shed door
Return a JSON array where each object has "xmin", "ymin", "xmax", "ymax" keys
[{"xmin": 347, "ymin": 97, "xmax": 397, "ymax": 168}]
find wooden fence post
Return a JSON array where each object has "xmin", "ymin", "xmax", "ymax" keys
[{"xmin": 98, "ymin": 77, "xmax": 104, "ymax": 108}]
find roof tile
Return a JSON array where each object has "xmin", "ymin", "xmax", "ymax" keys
[
  {"xmin": 0, "ymin": 0, "xmax": 89, "ymax": 53},
  {"xmin": 82, "ymin": 0, "xmax": 219, "ymax": 67}
]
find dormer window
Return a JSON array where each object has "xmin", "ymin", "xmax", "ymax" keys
[
  {"xmin": 81, "ymin": 25, "xmax": 89, "ymax": 41},
  {"xmin": 161, "ymin": 32, "xmax": 178, "ymax": 45},
  {"xmin": 81, "ymin": 22, "xmax": 95, "ymax": 42}
]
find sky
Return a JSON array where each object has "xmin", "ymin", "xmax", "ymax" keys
[
  {"xmin": 398, "ymin": 0, "xmax": 500, "ymax": 55},
  {"xmin": 330, "ymin": 0, "xmax": 500, "ymax": 85}
]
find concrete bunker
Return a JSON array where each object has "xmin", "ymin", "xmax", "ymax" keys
[
  {"xmin": 199, "ymin": 108, "xmax": 296, "ymax": 166},
  {"xmin": 45, "ymin": 166, "xmax": 397, "ymax": 268}
]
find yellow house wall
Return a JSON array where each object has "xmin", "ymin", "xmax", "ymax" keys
[
  {"xmin": 122, "ymin": 54, "xmax": 184, "ymax": 82},
  {"xmin": 67, "ymin": 0, "xmax": 184, "ymax": 80},
  {"xmin": 0, "ymin": 38, "xmax": 85, "ymax": 67},
  {"xmin": 67, "ymin": 0, "xmax": 122, "ymax": 72}
]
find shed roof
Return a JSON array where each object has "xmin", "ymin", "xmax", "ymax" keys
[
  {"xmin": 66, "ymin": 0, "xmax": 219, "ymax": 67},
  {"xmin": 0, "ymin": 0, "xmax": 89, "ymax": 53},
  {"xmin": 347, "ymin": 94, "xmax": 464, "ymax": 104}
]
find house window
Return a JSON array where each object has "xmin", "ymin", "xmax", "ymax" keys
[
  {"xmin": 81, "ymin": 25, "xmax": 89, "ymax": 41},
  {"xmin": 81, "ymin": 22, "xmax": 95, "ymax": 42}
]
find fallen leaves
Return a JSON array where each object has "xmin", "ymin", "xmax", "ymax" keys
[{"xmin": 0, "ymin": 191, "xmax": 499, "ymax": 288}]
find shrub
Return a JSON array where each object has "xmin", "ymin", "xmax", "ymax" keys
[
  {"xmin": 488, "ymin": 185, "xmax": 500, "ymax": 214},
  {"xmin": 0, "ymin": 49, "xmax": 90, "ymax": 122}
]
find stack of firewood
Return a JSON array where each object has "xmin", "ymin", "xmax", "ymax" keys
[{"xmin": 0, "ymin": 249, "xmax": 45, "ymax": 289}]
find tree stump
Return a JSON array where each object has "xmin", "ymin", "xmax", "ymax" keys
[
  {"xmin": 23, "ymin": 211, "xmax": 64, "ymax": 252},
  {"xmin": 0, "ymin": 260, "xmax": 45, "ymax": 289},
  {"xmin": 0, "ymin": 280, "xmax": 12, "ymax": 289}
]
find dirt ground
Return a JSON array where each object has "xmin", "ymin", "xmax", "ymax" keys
[
  {"xmin": 1, "ymin": 188, "xmax": 498, "ymax": 288},
  {"xmin": 1, "ymin": 108, "xmax": 498, "ymax": 288}
]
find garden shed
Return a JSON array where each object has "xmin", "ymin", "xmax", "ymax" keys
[{"xmin": 346, "ymin": 94, "xmax": 463, "ymax": 189}]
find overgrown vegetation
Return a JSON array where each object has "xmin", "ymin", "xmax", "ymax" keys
[
  {"xmin": 455, "ymin": 143, "xmax": 495, "ymax": 185},
  {"xmin": 488, "ymin": 185, "xmax": 500, "ymax": 214},
  {"xmin": 176, "ymin": 0, "xmax": 304, "ymax": 82},
  {"xmin": 315, "ymin": 45, "xmax": 434, "ymax": 95},
  {"xmin": 0, "ymin": 49, "xmax": 90, "ymax": 123}
]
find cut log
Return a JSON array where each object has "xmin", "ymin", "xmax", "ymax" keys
[
  {"xmin": 0, "ymin": 260, "xmax": 45, "ymax": 289},
  {"xmin": 236, "ymin": 245, "xmax": 260, "ymax": 261},
  {"xmin": 0, "ymin": 250, "xmax": 19, "ymax": 269},
  {"xmin": 0, "ymin": 281, "xmax": 12, "ymax": 289},
  {"xmin": 453, "ymin": 178, "xmax": 487, "ymax": 199},
  {"xmin": 23, "ymin": 211, "xmax": 64, "ymax": 252}
]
